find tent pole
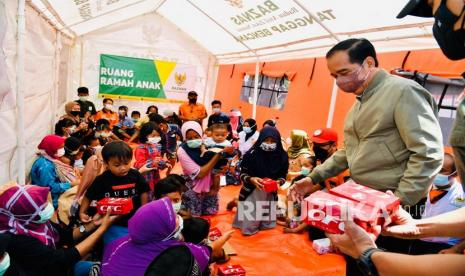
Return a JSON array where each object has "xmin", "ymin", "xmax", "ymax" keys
[
  {"xmin": 79, "ymin": 40, "xmax": 84, "ymax": 86},
  {"xmin": 52, "ymin": 32, "xmax": 61, "ymax": 132},
  {"xmin": 252, "ymin": 58, "xmax": 259, "ymax": 119},
  {"xmin": 326, "ymin": 79, "xmax": 338, "ymax": 128},
  {"xmin": 16, "ymin": 0, "xmax": 26, "ymax": 184}
]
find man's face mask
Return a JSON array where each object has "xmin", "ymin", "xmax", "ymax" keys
[
  {"xmin": 188, "ymin": 97, "xmax": 197, "ymax": 104},
  {"xmin": 336, "ymin": 62, "xmax": 371, "ymax": 93},
  {"xmin": 313, "ymin": 144, "xmax": 330, "ymax": 163},
  {"xmin": 78, "ymin": 96, "xmax": 88, "ymax": 102},
  {"xmin": 432, "ymin": 3, "xmax": 465, "ymax": 60}
]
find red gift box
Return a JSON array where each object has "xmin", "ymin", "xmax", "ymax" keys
[
  {"xmin": 329, "ymin": 180, "xmax": 400, "ymax": 213},
  {"xmin": 303, "ymin": 191, "xmax": 381, "ymax": 234},
  {"xmin": 209, "ymin": 227, "xmax": 222, "ymax": 241},
  {"xmin": 96, "ymin": 198, "xmax": 133, "ymax": 215},
  {"xmin": 261, "ymin": 178, "xmax": 278, "ymax": 193},
  {"xmin": 218, "ymin": 264, "xmax": 246, "ymax": 276}
]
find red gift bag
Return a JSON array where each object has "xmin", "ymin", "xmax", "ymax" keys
[
  {"xmin": 261, "ymin": 178, "xmax": 278, "ymax": 193},
  {"xmin": 209, "ymin": 227, "xmax": 222, "ymax": 241},
  {"xmin": 218, "ymin": 264, "xmax": 246, "ymax": 276},
  {"xmin": 96, "ymin": 198, "xmax": 133, "ymax": 215}
]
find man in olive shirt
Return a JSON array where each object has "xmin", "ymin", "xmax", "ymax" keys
[{"xmin": 290, "ymin": 38, "xmax": 443, "ymax": 207}]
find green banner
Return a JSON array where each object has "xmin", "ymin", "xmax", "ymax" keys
[{"xmin": 99, "ymin": 54, "xmax": 167, "ymax": 100}]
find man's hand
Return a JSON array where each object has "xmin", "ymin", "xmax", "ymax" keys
[
  {"xmin": 288, "ymin": 177, "xmax": 314, "ymax": 202},
  {"xmin": 327, "ymin": 220, "xmax": 377, "ymax": 259},
  {"xmin": 381, "ymin": 206, "xmax": 421, "ymax": 239}
]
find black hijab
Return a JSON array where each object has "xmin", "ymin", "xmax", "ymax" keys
[
  {"xmin": 241, "ymin": 126, "xmax": 288, "ymax": 179},
  {"xmin": 244, "ymin": 118, "xmax": 257, "ymax": 141}
]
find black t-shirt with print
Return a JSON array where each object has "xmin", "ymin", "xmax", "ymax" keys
[{"xmin": 86, "ymin": 169, "xmax": 150, "ymax": 226}]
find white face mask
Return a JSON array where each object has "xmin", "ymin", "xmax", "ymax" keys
[
  {"xmin": 104, "ymin": 104, "xmax": 113, "ymax": 111},
  {"xmin": 118, "ymin": 110, "xmax": 125, "ymax": 116},
  {"xmin": 260, "ymin": 142, "xmax": 277, "ymax": 152},
  {"xmin": 163, "ymin": 215, "xmax": 184, "ymax": 241},
  {"xmin": 0, "ymin": 253, "xmax": 10, "ymax": 275},
  {"xmin": 92, "ymin": 145, "xmax": 102, "ymax": 152},
  {"xmin": 100, "ymin": 132, "xmax": 110, "ymax": 138},
  {"xmin": 56, "ymin": 148, "xmax": 65, "ymax": 158},
  {"xmin": 172, "ymin": 202, "xmax": 182, "ymax": 213},
  {"xmin": 148, "ymin": 137, "xmax": 162, "ymax": 144},
  {"xmin": 212, "ymin": 108, "xmax": 221, "ymax": 114}
]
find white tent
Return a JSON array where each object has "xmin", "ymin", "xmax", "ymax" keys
[{"xmin": 0, "ymin": 0, "xmax": 438, "ymax": 184}]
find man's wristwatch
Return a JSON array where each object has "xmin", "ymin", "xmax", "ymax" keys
[
  {"xmin": 356, "ymin": 247, "xmax": 385, "ymax": 276},
  {"xmin": 79, "ymin": 224, "xmax": 88, "ymax": 234}
]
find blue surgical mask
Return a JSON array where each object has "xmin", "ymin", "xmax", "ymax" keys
[
  {"xmin": 0, "ymin": 253, "xmax": 10, "ymax": 275},
  {"xmin": 35, "ymin": 203, "xmax": 54, "ymax": 224},
  {"xmin": 260, "ymin": 142, "xmax": 276, "ymax": 152},
  {"xmin": 301, "ymin": 167, "xmax": 311, "ymax": 176},
  {"xmin": 243, "ymin": 127, "xmax": 252, "ymax": 134},
  {"xmin": 187, "ymin": 139, "xmax": 202, "ymax": 149},
  {"xmin": 433, "ymin": 172, "xmax": 454, "ymax": 187}
]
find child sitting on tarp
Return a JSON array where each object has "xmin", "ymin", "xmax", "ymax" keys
[{"xmin": 202, "ymin": 123, "xmax": 238, "ymax": 191}]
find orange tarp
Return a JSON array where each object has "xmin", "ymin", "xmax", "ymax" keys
[{"xmin": 209, "ymin": 186, "xmax": 345, "ymax": 276}]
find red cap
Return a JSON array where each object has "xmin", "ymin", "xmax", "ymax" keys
[{"xmin": 311, "ymin": 128, "xmax": 338, "ymax": 144}]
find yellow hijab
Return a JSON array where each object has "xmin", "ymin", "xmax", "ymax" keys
[{"xmin": 287, "ymin": 130, "xmax": 312, "ymax": 159}]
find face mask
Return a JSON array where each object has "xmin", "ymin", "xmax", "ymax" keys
[
  {"xmin": 118, "ymin": 110, "xmax": 125, "ymax": 116},
  {"xmin": 95, "ymin": 132, "xmax": 101, "ymax": 138},
  {"xmin": 432, "ymin": 3, "xmax": 465, "ymax": 60},
  {"xmin": 260, "ymin": 142, "xmax": 277, "ymax": 152},
  {"xmin": 243, "ymin": 127, "xmax": 252, "ymax": 134},
  {"xmin": 433, "ymin": 172, "xmax": 455, "ymax": 187},
  {"xmin": 0, "ymin": 253, "xmax": 10, "ymax": 275},
  {"xmin": 56, "ymin": 148, "xmax": 65, "ymax": 158},
  {"xmin": 212, "ymin": 108, "xmax": 221, "ymax": 114},
  {"xmin": 176, "ymin": 140, "xmax": 182, "ymax": 147},
  {"xmin": 104, "ymin": 104, "xmax": 113, "ymax": 111},
  {"xmin": 70, "ymin": 111, "xmax": 80, "ymax": 117},
  {"xmin": 163, "ymin": 215, "xmax": 184, "ymax": 241},
  {"xmin": 100, "ymin": 132, "xmax": 110, "ymax": 138},
  {"xmin": 172, "ymin": 202, "xmax": 182, "ymax": 213},
  {"xmin": 132, "ymin": 118, "xmax": 138, "ymax": 123},
  {"xmin": 301, "ymin": 167, "xmax": 311, "ymax": 176},
  {"xmin": 188, "ymin": 98, "xmax": 197, "ymax": 104},
  {"xmin": 313, "ymin": 146, "xmax": 329, "ymax": 163},
  {"xmin": 148, "ymin": 137, "xmax": 162, "ymax": 144},
  {"xmin": 187, "ymin": 139, "xmax": 202, "ymax": 148},
  {"xmin": 336, "ymin": 62, "xmax": 370, "ymax": 93},
  {"xmin": 35, "ymin": 202, "xmax": 54, "ymax": 224},
  {"xmin": 79, "ymin": 96, "xmax": 88, "ymax": 102}
]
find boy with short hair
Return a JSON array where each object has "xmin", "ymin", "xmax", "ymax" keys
[{"xmin": 79, "ymin": 141, "xmax": 150, "ymax": 230}]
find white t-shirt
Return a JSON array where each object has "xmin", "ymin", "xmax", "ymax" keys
[
  {"xmin": 421, "ymin": 179, "xmax": 465, "ymax": 245},
  {"xmin": 238, "ymin": 131, "xmax": 259, "ymax": 156}
]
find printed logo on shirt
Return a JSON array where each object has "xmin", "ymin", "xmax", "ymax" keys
[{"xmin": 112, "ymin": 183, "xmax": 136, "ymax": 190}]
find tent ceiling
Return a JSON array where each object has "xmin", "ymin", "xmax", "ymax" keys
[{"xmin": 32, "ymin": 0, "xmax": 437, "ymax": 63}]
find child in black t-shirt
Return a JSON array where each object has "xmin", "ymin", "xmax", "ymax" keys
[{"xmin": 79, "ymin": 141, "xmax": 150, "ymax": 229}]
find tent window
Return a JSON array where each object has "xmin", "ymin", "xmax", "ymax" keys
[
  {"xmin": 240, "ymin": 74, "xmax": 289, "ymax": 110},
  {"xmin": 394, "ymin": 69, "xmax": 465, "ymax": 146}
]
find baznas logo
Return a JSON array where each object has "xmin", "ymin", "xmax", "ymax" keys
[
  {"xmin": 225, "ymin": 0, "xmax": 243, "ymax": 8},
  {"xmin": 175, "ymin": 72, "xmax": 187, "ymax": 86}
]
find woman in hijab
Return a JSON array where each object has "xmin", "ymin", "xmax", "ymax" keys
[
  {"xmin": 232, "ymin": 126, "xmax": 289, "ymax": 235},
  {"xmin": 30, "ymin": 135, "xmax": 77, "ymax": 209},
  {"xmin": 102, "ymin": 197, "xmax": 211, "ymax": 276},
  {"xmin": 238, "ymin": 118, "xmax": 259, "ymax": 156},
  {"xmin": 287, "ymin": 130, "xmax": 315, "ymax": 181},
  {"xmin": 60, "ymin": 101, "xmax": 91, "ymax": 138},
  {"xmin": 0, "ymin": 184, "xmax": 113, "ymax": 276},
  {"xmin": 177, "ymin": 121, "xmax": 233, "ymax": 216}
]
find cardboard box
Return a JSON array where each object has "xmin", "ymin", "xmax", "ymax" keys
[
  {"xmin": 96, "ymin": 198, "xmax": 133, "ymax": 215},
  {"xmin": 303, "ymin": 191, "xmax": 381, "ymax": 234},
  {"xmin": 312, "ymin": 238, "xmax": 332, "ymax": 255},
  {"xmin": 329, "ymin": 180, "xmax": 400, "ymax": 213},
  {"xmin": 218, "ymin": 264, "xmax": 246, "ymax": 276},
  {"xmin": 261, "ymin": 178, "xmax": 278, "ymax": 193}
]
